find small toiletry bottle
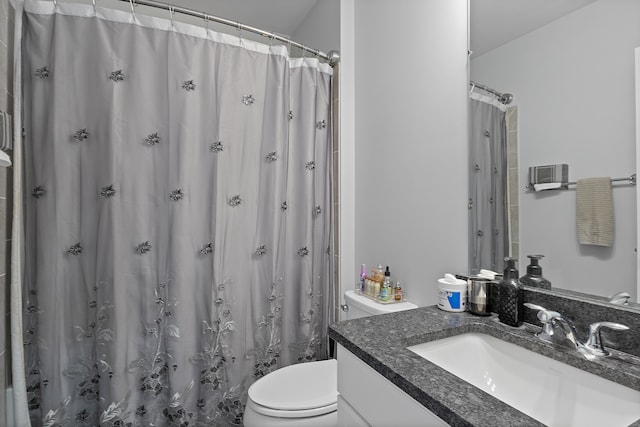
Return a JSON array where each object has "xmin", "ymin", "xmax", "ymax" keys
[
  {"xmin": 381, "ymin": 282, "xmax": 388, "ymax": 301},
  {"xmin": 374, "ymin": 264, "xmax": 384, "ymax": 282},
  {"xmin": 498, "ymin": 257, "xmax": 523, "ymax": 327},
  {"xmin": 394, "ymin": 281, "xmax": 403, "ymax": 301},
  {"xmin": 359, "ymin": 264, "xmax": 367, "ymax": 293},
  {"xmin": 382, "ymin": 266, "xmax": 392, "ymax": 301},
  {"xmin": 519, "ymin": 255, "xmax": 551, "ymax": 290}
]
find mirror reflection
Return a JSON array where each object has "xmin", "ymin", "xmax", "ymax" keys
[{"xmin": 469, "ymin": 0, "xmax": 640, "ymax": 308}]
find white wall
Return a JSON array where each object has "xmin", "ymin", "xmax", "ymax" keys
[
  {"xmin": 471, "ymin": 0, "xmax": 640, "ymax": 298},
  {"xmin": 349, "ymin": 0, "xmax": 469, "ymax": 307},
  {"xmin": 292, "ymin": 0, "xmax": 341, "ymax": 54},
  {"xmin": 338, "ymin": 0, "xmax": 355, "ymax": 312}
]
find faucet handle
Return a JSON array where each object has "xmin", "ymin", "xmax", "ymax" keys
[
  {"xmin": 608, "ymin": 292, "xmax": 631, "ymax": 305},
  {"xmin": 523, "ymin": 303, "xmax": 547, "ymax": 311},
  {"xmin": 536, "ymin": 310, "xmax": 562, "ymax": 323},
  {"xmin": 584, "ymin": 322, "xmax": 630, "ymax": 356},
  {"xmin": 524, "ymin": 303, "xmax": 561, "ymax": 340}
]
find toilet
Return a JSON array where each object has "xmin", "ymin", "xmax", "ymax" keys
[{"xmin": 243, "ymin": 290, "xmax": 418, "ymax": 427}]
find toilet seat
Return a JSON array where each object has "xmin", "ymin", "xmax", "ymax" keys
[
  {"xmin": 247, "ymin": 359, "xmax": 337, "ymax": 418},
  {"xmin": 247, "ymin": 399, "xmax": 337, "ymax": 418}
]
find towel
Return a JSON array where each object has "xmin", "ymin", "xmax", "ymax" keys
[
  {"xmin": 576, "ymin": 177, "xmax": 614, "ymax": 246},
  {"xmin": 533, "ymin": 182, "xmax": 562, "ymax": 192}
]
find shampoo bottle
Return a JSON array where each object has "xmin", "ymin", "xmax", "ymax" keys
[
  {"xmin": 498, "ymin": 257, "xmax": 523, "ymax": 327},
  {"xmin": 519, "ymin": 255, "xmax": 551, "ymax": 290}
]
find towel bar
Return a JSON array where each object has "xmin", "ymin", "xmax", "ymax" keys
[
  {"xmin": 565, "ymin": 173, "xmax": 636, "ymax": 187},
  {"xmin": 526, "ymin": 174, "xmax": 636, "ymax": 191}
]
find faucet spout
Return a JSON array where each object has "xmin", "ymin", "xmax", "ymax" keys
[{"xmin": 550, "ymin": 316, "xmax": 581, "ymax": 350}]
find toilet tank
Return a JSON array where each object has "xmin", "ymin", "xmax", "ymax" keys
[{"xmin": 344, "ymin": 290, "xmax": 418, "ymax": 320}]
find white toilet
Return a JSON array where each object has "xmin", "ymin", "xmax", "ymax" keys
[{"xmin": 244, "ymin": 290, "xmax": 418, "ymax": 427}]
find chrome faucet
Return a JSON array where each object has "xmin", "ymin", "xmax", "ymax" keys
[
  {"xmin": 583, "ymin": 322, "xmax": 630, "ymax": 356},
  {"xmin": 608, "ymin": 291, "xmax": 631, "ymax": 305},
  {"xmin": 524, "ymin": 303, "xmax": 630, "ymax": 358}
]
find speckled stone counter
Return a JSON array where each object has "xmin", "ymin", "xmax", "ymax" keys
[{"xmin": 329, "ymin": 306, "xmax": 640, "ymax": 427}]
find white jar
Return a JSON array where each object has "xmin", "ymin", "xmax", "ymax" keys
[{"xmin": 437, "ymin": 277, "xmax": 467, "ymax": 312}]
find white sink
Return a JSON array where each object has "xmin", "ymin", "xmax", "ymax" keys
[{"xmin": 408, "ymin": 332, "xmax": 640, "ymax": 427}]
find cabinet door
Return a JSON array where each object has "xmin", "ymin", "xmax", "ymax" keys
[
  {"xmin": 337, "ymin": 344, "xmax": 449, "ymax": 427},
  {"xmin": 337, "ymin": 395, "xmax": 369, "ymax": 427}
]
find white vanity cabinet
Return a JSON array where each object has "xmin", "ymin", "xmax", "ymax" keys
[{"xmin": 336, "ymin": 343, "xmax": 449, "ymax": 427}]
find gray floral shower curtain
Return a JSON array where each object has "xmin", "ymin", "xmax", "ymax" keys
[{"xmin": 19, "ymin": 2, "xmax": 333, "ymax": 426}]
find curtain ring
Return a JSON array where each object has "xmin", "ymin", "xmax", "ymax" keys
[
  {"xmin": 129, "ymin": 0, "xmax": 136, "ymax": 16},
  {"xmin": 236, "ymin": 21, "xmax": 243, "ymax": 46},
  {"xmin": 169, "ymin": 6, "xmax": 175, "ymax": 27},
  {"xmin": 203, "ymin": 14, "xmax": 210, "ymax": 31},
  {"xmin": 52, "ymin": 0, "xmax": 57, "ymax": 9},
  {"xmin": 92, "ymin": 0, "xmax": 97, "ymax": 15},
  {"xmin": 469, "ymin": 82, "xmax": 476, "ymax": 95}
]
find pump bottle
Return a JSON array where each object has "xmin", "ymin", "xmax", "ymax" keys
[
  {"xmin": 520, "ymin": 255, "xmax": 551, "ymax": 290},
  {"xmin": 498, "ymin": 257, "xmax": 523, "ymax": 327}
]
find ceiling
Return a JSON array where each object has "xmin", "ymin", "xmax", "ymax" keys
[
  {"xmin": 128, "ymin": 0, "xmax": 599, "ymax": 56},
  {"xmin": 470, "ymin": 0, "xmax": 599, "ymax": 57},
  {"xmin": 166, "ymin": 0, "xmax": 318, "ymax": 37}
]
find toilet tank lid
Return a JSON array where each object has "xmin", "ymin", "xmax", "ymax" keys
[
  {"xmin": 344, "ymin": 290, "xmax": 418, "ymax": 315},
  {"xmin": 248, "ymin": 359, "xmax": 337, "ymax": 411}
]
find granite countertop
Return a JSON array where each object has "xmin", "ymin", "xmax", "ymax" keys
[{"xmin": 328, "ymin": 306, "xmax": 640, "ymax": 427}]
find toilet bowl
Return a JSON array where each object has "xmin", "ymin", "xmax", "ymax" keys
[
  {"xmin": 243, "ymin": 290, "xmax": 418, "ymax": 427},
  {"xmin": 244, "ymin": 359, "xmax": 337, "ymax": 427}
]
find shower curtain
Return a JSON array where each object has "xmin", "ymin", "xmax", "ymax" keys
[
  {"xmin": 468, "ymin": 91, "xmax": 508, "ymax": 274},
  {"xmin": 17, "ymin": 1, "xmax": 333, "ymax": 425}
]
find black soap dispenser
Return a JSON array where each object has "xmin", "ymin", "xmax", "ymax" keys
[
  {"xmin": 498, "ymin": 257, "xmax": 523, "ymax": 327},
  {"xmin": 520, "ymin": 255, "xmax": 552, "ymax": 290}
]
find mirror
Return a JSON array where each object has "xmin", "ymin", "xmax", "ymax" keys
[{"xmin": 469, "ymin": 0, "xmax": 640, "ymax": 309}]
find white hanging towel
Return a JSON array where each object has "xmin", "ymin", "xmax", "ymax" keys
[{"xmin": 576, "ymin": 177, "xmax": 614, "ymax": 246}]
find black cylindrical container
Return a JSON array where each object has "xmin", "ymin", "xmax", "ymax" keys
[{"xmin": 498, "ymin": 257, "xmax": 523, "ymax": 327}]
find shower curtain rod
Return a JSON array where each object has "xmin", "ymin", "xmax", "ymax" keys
[
  {"xmin": 108, "ymin": 0, "xmax": 339, "ymax": 66},
  {"xmin": 469, "ymin": 80, "xmax": 513, "ymax": 104}
]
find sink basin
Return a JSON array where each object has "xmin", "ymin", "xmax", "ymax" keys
[{"xmin": 408, "ymin": 332, "xmax": 640, "ymax": 427}]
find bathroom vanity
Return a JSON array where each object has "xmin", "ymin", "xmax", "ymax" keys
[
  {"xmin": 329, "ymin": 305, "xmax": 640, "ymax": 427},
  {"xmin": 336, "ymin": 341, "xmax": 447, "ymax": 426}
]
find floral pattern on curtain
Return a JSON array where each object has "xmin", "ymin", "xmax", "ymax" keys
[{"xmin": 20, "ymin": 2, "xmax": 333, "ymax": 426}]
